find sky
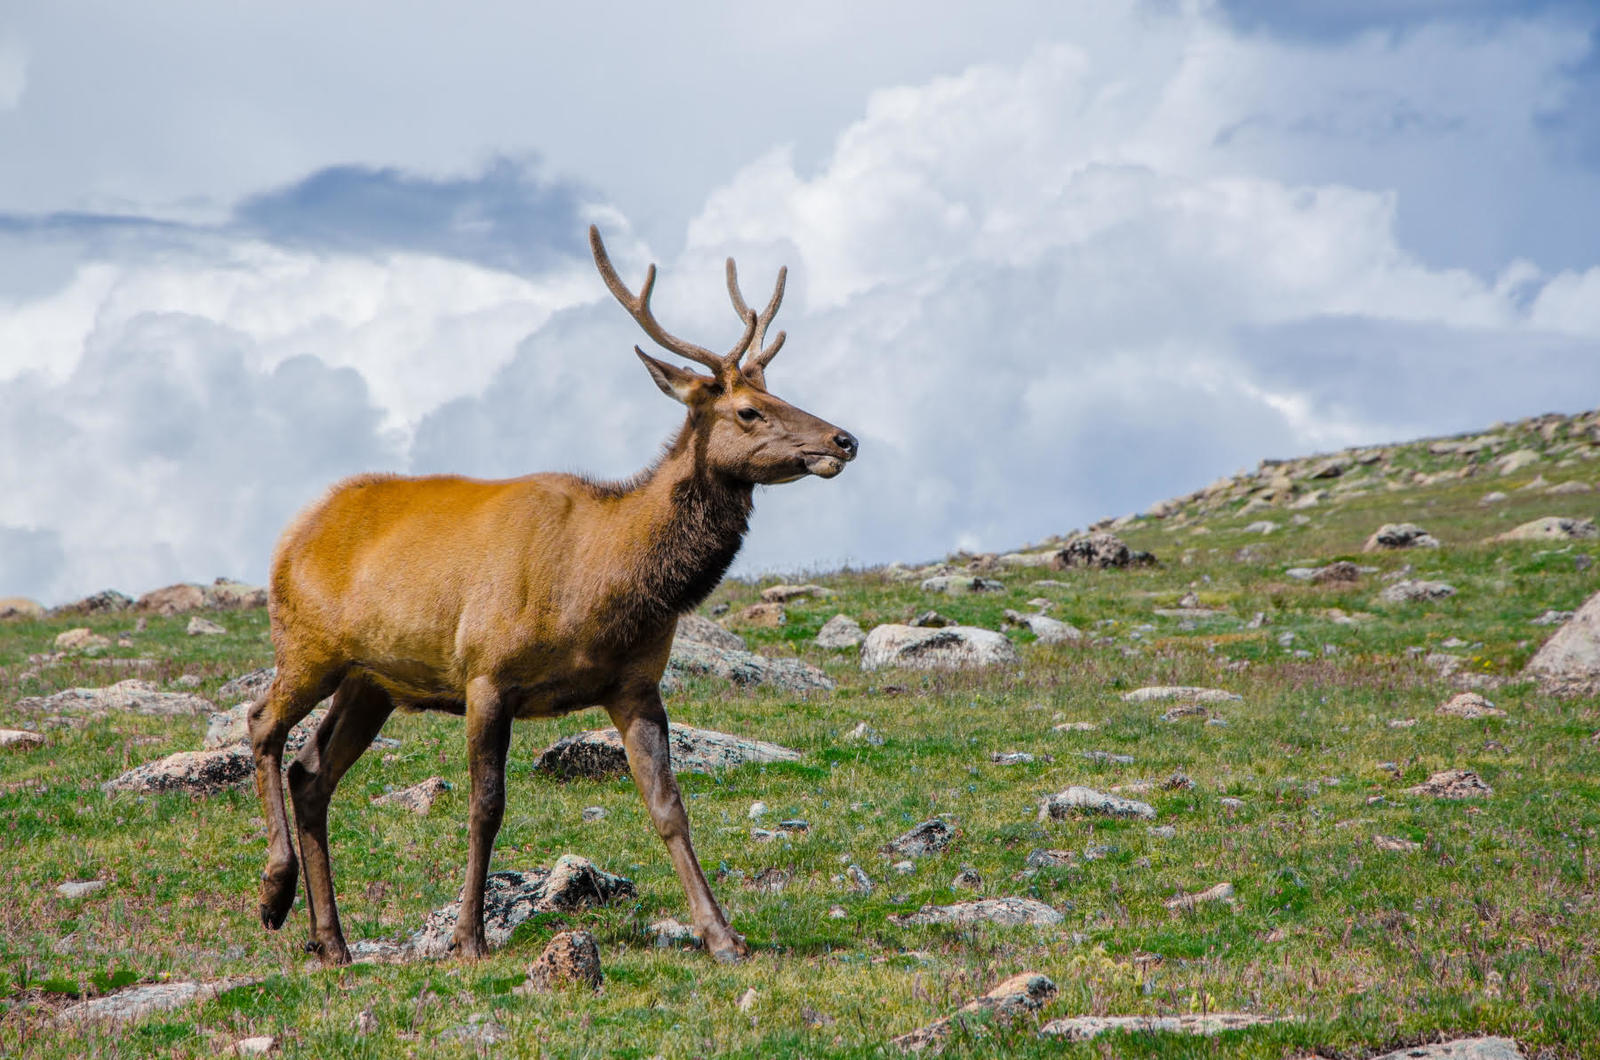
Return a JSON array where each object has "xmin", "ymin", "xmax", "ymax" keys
[{"xmin": 2, "ymin": 0, "xmax": 1600, "ymax": 603}]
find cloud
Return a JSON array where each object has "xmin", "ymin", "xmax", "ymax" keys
[{"xmin": 0, "ymin": 37, "xmax": 24, "ymax": 110}]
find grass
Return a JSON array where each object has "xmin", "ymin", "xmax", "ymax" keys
[{"xmin": 2, "ymin": 423, "xmax": 1599, "ymax": 1057}]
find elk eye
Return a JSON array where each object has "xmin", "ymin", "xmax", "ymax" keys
[{"xmin": 737, "ymin": 407, "xmax": 763, "ymax": 423}]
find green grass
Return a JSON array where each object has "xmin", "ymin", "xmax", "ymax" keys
[{"xmin": 2, "ymin": 441, "xmax": 1599, "ymax": 1057}]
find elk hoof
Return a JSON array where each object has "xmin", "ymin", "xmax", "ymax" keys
[
  {"xmin": 307, "ymin": 937, "xmax": 352, "ymax": 967},
  {"xmin": 449, "ymin": 933, "xmax": 491, "ymax": 961},
  {"xmin": 258, "ymin": 861, "xmax": 298, "ymax": 930},
  {"xmin": 709, "ymin": 930, "xmax": 750, "ymax": 964}
]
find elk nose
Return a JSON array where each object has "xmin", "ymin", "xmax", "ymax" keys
[{"xmin": 834, "ymin": 430, "xmax": 859, "ymax": 458}]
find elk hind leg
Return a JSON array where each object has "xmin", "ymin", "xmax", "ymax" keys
[
  {"xmin": 450, "ymin": 676, "xmax": 512, "ymax": 960},
  {"xmin": 248, "ymin": 664, "xmax": 340, "ymax": 931},
  {"xmin": 287, "ymin": 673, "xmax": 394, "ymax": 966}
]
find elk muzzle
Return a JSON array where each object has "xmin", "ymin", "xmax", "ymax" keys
[{"xmin": 804, "ymin": 429, "xmax": 859, "ymax": 478}]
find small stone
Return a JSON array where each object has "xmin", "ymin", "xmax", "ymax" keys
[
  {"xmin": 1025, "ymin": 849, "xmax": 1076, "ymax": 868},
  {"xmin": 1436, "ymin": 692, "xmax": 1506, "ymax": 719},
  {"xmin": 731, "ymin": 602, "xmax": 787, "ymax": 628},
  {"xmin": 186, "ymin": 616, "xmax": 226, "ymax": 636},
  {"xmin": 1164, "ymin": 882, "xmax": 1235, "ymax": 910},
  {"xmin": 1002, "ymin": 609, "xmax": 1082, "ymax": 644},
  {"xmin": 1490, "ymin": 516, "xmax": 1599, "ymax": 543},
  {"xmin": 674, "ymin": 613, "xmax": 746, "ymax": 651},
  {"xmin": 885, "ymin": 819, "xmax": 955, "ymax": 858},
  {"xmin": 908, "ymin": 610, "xmax": 953, "ymax": 628},
  {"xmin": 845, "ymin": 864, "xmax": 874, "ymax": 895},
  {"xmin": 1149, "ymin": 826, "xmax": 1177, "ymax": 839},
  {"xmin": 1363, "ymin": 523, "xmax": 1440, "ymax": 551},
  {"xmin": 518, "ymin": 930, "xmax": 602, "ymax": 992},
  {"xmin": 845, "ymin": 722, "xmax": 885, "ymax": 746},
  {"xmin": 0, "ymin": 728, "xmax": 46, "ymax": 751},
  {"xmin": 1051, "ymin": 721, "xmax": 1097, "ymax": 732},
  {"xmin": 1495, "ymin": 448, "xmax": 1541, "ymax": 475},
  {"xmin": 991, "ymin": 750, "xmax": 1049, "ymax": 765},
  {"xmin": 760, "ymin": 583, "xmax": 833, "ymax": 603},
  {"xmin": 353, "ymin": 1009, "xmax": 377, "ymax": 1034},
  {"xmin": 1122, "ymin": 686, "xmax": 1241, "ymax": 704},
  {"xmin": 439, "ymin": 1015, "xmax": 510, "ymax": 1045},
  {"xmin": 581, "ymin": 806, "xmax": 607, "ymax": 822},
  {"xmin": 232, "ymin": 1036, "xmax": 277, "ymax": 1056},
  {"xmin": 536, "ymin": 723, "xmax": 802, "ymax": 779},
  {"xmin": 1081, "ymin": 750, "xmax": 1135, "ymax": 764},
  {"xmin": 890, "ymin": 972, "xmax": 1058, "ymax": 1052},
  {"xmin": 1310, "ymin": 561, "xmax": 1361, "ymax": 585},
  {"xmin": 102, "ymin": 748, "xmax": 254, "ymax": 795},
  {"xmin": 1530, "ymin": 609, "xmax": 1572, "ymax": 626},
  {"xmin": 1380, "ymin": 579, "xmax": 1456, "ymax": 604},
  {"xmin": 1388, "ymin": 718, "xmax": 1417, "ymax": 729},
  {"xmin": 1219, "ymin": 797, "xmax": 1245, "ymax": 810},
  {"xmin": 1039, "ymin": 786, "xmax": 1156, "ymax": 821},
  {"xmin": 890, "ymin": 898, "xmax": 1064, "ymax": 928},
  {"xmin": 1372, "ymin": 834, "xmax": 1421, "ymax": 852},
  {"xmin": 371, "ymin": 777, "xmax": 450, "ymax": 815},
  {"xmin": 55, "ymin": 627, "xmax": 110, "ymax": 651},
  {"xmin": 736, "ymin": 987, "xmax": 758, "ymax": 1011},
  {"xmin": 1406, "ymin": 769, "xmax": 1493, "ymax": 799},
  {"xmin": 893, "ymin": 860, "xmax": 916, "ymax": 874},
  {"xmin": 1039, "ymin": 1012, "xmax": 1287, "ymax": 1042},
  {"xmin": 1160, "ymin": 704, "xmax": 1208, "ymax": 722},
  {"xmin": 861, "ymin": 624, "xmax": 1018, "ymax": 671},
  {"xmin": 950, "ymin": 867, "xmax": 984, "ymax": 892},
  {"xmin": 649, "ymin": 917, "xmax": 700, "ymax": 949},
  {"xmin": 815, "ymin": 614, "xmax": 866, "ymax": 649},
  {"xmin": 920, "ymin": 575, "xmax": 1004, "ymax": 595},
  {"xmin": 828, "ymin": 905, "xmax": 847, "ymax": 919},
  {"xmin": 56, "ymin": 879, "xmax": 106, "ymax": 899}
]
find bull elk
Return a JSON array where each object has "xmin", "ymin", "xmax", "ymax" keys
[{"xmin": 247, "ymin": 226, "xmax": 857, "ymax": 964}]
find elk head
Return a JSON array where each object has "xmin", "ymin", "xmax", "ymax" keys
[{"xmin": 589, "ymin": 226, "xmax": 858, "ymax": 485}]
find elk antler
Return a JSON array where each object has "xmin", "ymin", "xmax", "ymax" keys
[
  {"xmin": 590, "ymin": 225, "xmax": 756, "ymax": 375},
  {"xmin": 725, "ymin": 258, "xmax": 787, "ymax": 386}
]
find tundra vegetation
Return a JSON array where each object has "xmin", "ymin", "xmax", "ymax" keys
[{"xmin": 2, "ymin": 406, "xmax": 1599, "ymax": 1058}]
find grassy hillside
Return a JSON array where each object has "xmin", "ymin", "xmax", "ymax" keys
[{"xmin": 2, "ymin": 408, "xmax": 1598, "ymax": 1058}]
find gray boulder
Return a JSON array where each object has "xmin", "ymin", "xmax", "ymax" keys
[
  {"xmin": 219, "ymin": 667, "xmax": 277, "ymax": 704},
  {"xmin": 889, "ymin": 973, "xmax": 1057, "ymax": 1054},
  {"xmin": 1002, "ymin": 610, "xmax": 1082, "ymax": 644},
  {"xmin": 920, "ymin": 575, "xmax": 1004, "ymax": 594},
  {"xmin": 60, "ymin": 977, "xmax": 259, "ymax": 1024},
  {"xmin": 1039, "ymin": 786, "xmax": 1156, "ymax": 821},
  {"xmin": 0, "ymin": 728, "xmax": 46, "ymax": 751},
  {"xmin": 101, "ymin": 748, "xmax": 253, "ymax": 795},
  {"xmin": 17, "ymin": 679, "xmax": 215, "ymax": 721},
  {"xmin": 1366, "ymin": 1039, "xmax": 1526, "ymax": 1060},
  {"xmin": 1363, "ymin": 523, "xmax": 1440, "ymax": 551},
  {"xmin": 1380, "ymin": 579, "xmax": 1457, "ymax": 604},
  {"xmin": 815, "ymin": 614, "xmax": 866, "ymax": 649},
  {"xmin": 372, "ymin": 777, "xmax": 450, "ymax": 814},
  {"xmin": 1122, "ymin": 686, "xmax": 1240, "ymax": 704},
  {"xmin": 534, "ymin": 723, "xmax": 801, "ymax": 780},
  {"xmin": 661, "ymin": 639, "xmax": 833, "ymax": 694},
  {"xmin": 1490, "ymin": 516, "xmax": 1599, "ymax": 543},
  {"xmin": 1039, "ymin": 1013, "xmax": 1289, "ymax": 1042},
  {"xmin": 1525, "ymin": 589, "xmax": 1600, "ymax": 693},
  {"xmin": 674, "ymin": 613, "xmax": 746, "ymax": 652},
  {"xmin": 1051, "ymin": 532, "xmax": 1155, "ymax": 570},
  {"xmin": 884, "ymin": 819, "xmax": 955, "ymax": 858},
  {"xmin": 51, "ymin": 589, "xmax": 135, "ymax": 616},
  {"xmin": 890, "ymin": 898, "xmax": 1063, "ymax": 928},
  {"xmin": 860, "ymin": 624, "xmax": 1018, "ymax": 671}
]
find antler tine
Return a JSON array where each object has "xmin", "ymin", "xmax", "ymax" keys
[
  {"xmin": 725, "ymin": 259, "xmax": 788, "ymax": 364},
  {"xmin": 589, "ymin": 225, "xmax": 726, "ymax": 373}
]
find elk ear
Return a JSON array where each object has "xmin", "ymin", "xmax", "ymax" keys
[{"xmin": 636, "ymin": 347, "xmax": 705, "ymax": 405}]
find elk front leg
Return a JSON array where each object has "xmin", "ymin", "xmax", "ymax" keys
[
  {"xmin": 451, "ymin": 676, "xmax": 512, "ymax": 960},
  {"xmin": 608, "ymin": 689, "xmax": 748, "ymax": 962}
]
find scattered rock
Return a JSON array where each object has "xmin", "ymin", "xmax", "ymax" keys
[
  {"xmin": 0, "ymin": 728, "xmax": 46, "ymax": 751},
  {"xmin": 135, "ymin": 583, "xmax": 208, "ymax": 616},
  {"xmin": 1363, "ymin": 523, "xmax": 1440, "ymax": 551},
  {"xmin": 186, "ymin": 616, "xmax": 227, "ymax": 636},
  {"xmin": 535, "ymin": 723, "xmax": 801, "ymax": 780},
  {"xmin": 1002, "ymin": 610, "xmax": 1082, "ymax": 644},
  {"xmin": 1524, "ymin": 588, "xmax": 1600, "ymax": 694},
  {"xmin": 1530, "ymin": 609, "xmax": 1572, "ymax": 626},
  {"xmin": 1495, "ymin": 448, "xmax": 1541, "ymax": 475},
  {"xmin": 661, "ymin": 639, "xmax": 833, "ymax": 694},
  {"xmin": 17, "ymin": 679, "xmax": 215, "ymax": 721},
  {"xmin": 1039, "ymin": 786, "xmax": 1156, "ymax": 821},
  {"xmin": 649, "ymin": 917, "xmax": 700, "ymax": 948},
  {"xmin": 1310, "ymin": 561, "xmax": 1362, "ymax": 585},
  {"xmin": 232, "ymin": 1036, "xmax": 277, "ymax": 1056},
  {"xmin": 439, "ymin": 1015, "xmax": 510, "ymax": 1045},
  {"xmin": 920, "ymin": 575, "xmax": 1004, "ymax": 594},
  {"xmin": 844, "ymin": 721, "xmax": 885, "ymax": 746},
  {"xmin": 517, "ymin": 930, "xmax": 602, "ymax": 992},
  {"xmin": 218, "ymin": 667, "xmax": 276, "ymax": 704},
  {"xmin": 1122, "ymin": 686, "xmax": 1241, "ymax": 704},
  {"xmin": 760, "ymin": 583, "xmax": 834, "ymax": 603},
  {"xmin": 203, "ymin": 702, "xmax": 324, "ymax": 753},
  {"xmin": 56, "ymin": 880, "xmax": 106, "ymax": 899},
  {"xmin": 1243, "ymin": 520, "xmax": 1278, "ymax": 535},
  {"xmin": 891, "ymin": 898, "xmax": 1064, "ymax": 928},
  {"xmin": 581, "ymin": 806, "xmax": 606, "ymax": 822},
  {"xmin": 1052, "ymin": 532, "xmax": 1155, "ymax": 570},
  {"xmin": 54, "ymin": 627, "xmax": 110, "ymax": 651},
  {"xmin": 1489, "ymin": 516, "xmax": 1599, "ymax": 543},
  {"xmin": 845, "ymin": 865, "xmax": 874, "ymax": 895},
  {"xmin": 1406, "ymin": 769, "xmax": 1493, "ymax": 800},
  {"xmin": 101, "ymin": 748, "xmax": 253, "ymax": 795},
  {"xmin": 890, "ymin": 972, "xmax": 1057, "ymax": 1054},
  {"xmin": 991, "ymin": 751, "xmax": 1051, "ymax": 765},
  {"xmin": 1160, "ymin": 704, "xmax": 1208, "ymax": 722},
  {"xmin": 1365, "ymin": 1038, "xmax": 1527, "ymax": 1060},
  {"xmin": 815, "ymin": 614, "xmax": 866, "ymax": 648},
  {"xmin": 1479, "ymin": 491, "xmax": 1508, "ymax": 506},
  {"xmin": 1372, "ymin": 835, "xmax": 1421, "ymax": 852},
  {"xmin": 1082, "ymin": 750, "xmax": 1134, "ymax": 764},
  {"xmin": 950, "ymin": 868, "xmax": 983, "ymax": 892},
  {"xmin": 60, "ymin": 977, "xmax": 259, "ymax": 1023},
  {"xmin": 1380, "ymin": 579, "xmax": 1457, "ymax": 604},
  {"xmin": 1546, "ymin": 480, "xmax": 1594, "ymax": 495},
  {"xmin": 53, "ymin": 589, "xmax": 135, "ymax": 616},
  {"xmin": 860, "ymin": 624, "xmax": 1018, "ymax": 671},
  {"xmin": 885, "ymin": 819, "xmax": 955, "ymax": 858},
  {"xmin": 1435, "ymin": 693, "xmax": 1505, "ymax": 719},
  {"xmin": 372, "ymin": 777, "xmax": 450, "ymax": 814},
  {"xmin": 1164, "ymin": 882, "xmax": 1235, "ymax": 910},
  {"xmin": 908, "ymin": 610, "xmax": 953, "ymax": 627},
  {"xmin": 736, "ymin": 987, "xmax": 759, "ymax": 1011},
  {"xmin": 1039, "ymin": 1012, "xmax": 1287, "ymax": 1042},
  {"xmin": 674, "ymin": 613, "xmax": 745, "ymax": 652},
  {"xmin": 1025, "ymin": 849, "xmax": 1075, "ymax": 868},
  {"xmin": 1051, "ymin": 721, "xmax": 1098, "ymax": 732},
  {"xmin": 729, "ymin": 602, "xmax": 786, "ymax": 628},
  {"xmin": 0, "ymin": 596, "xmax": 45, "ymax": 619}
]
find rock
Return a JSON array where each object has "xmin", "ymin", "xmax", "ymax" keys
[
  {"xmin": 1495, "ymin": 448, "xmax": 1541, "ymax": 475},
  {"xmin": 0, "ymin": 596, "xmax": 45, "ymax": 619},
  {"xmin": 950, "ymin": 868, "xmax": 983, "ymax": 892},
  {"xmin": 535, "ymin": 723, "xmax": 801, "ymax": 779},
  {"xmin": 56, "ymin": 879, "xmax": 106, "ymax": 899},
  {"xmin": 0, "ymin": 728, "xmax": 46, "ymax": 751},
  {"xmin": 1149, "ymin": 825, "xmax": 1177, "ymax": 839},
  {"xmin": 759, "ymin": 583, "xmax": 833, "ymax": 603},
  {"xmin": 1480, "ymin": 491, "xmax": 1509, "ymax": 506},
  {"xmin": 673, "ymin": 613, "xmax": 745, "ymax": 651},
  {"xmin": 1122, "ymin": 686, "xmax": 1240, "ymax": 704},
  {"xmin": 18, "ymin": 679, "xmax": 215, "ymax": 720},
  {"xmin": 581, "ymin": 806, "xmax": 606, "ymax": 822},
  {"xmin": 991, "ymin": 751, "xmax": 1051, "ymax": 765},
  {"xmin": 352, "ymin": 1009, "xmax": 378, "ymax": 1035},
  {"xmin": 890, "ymin": 972, "xmax": 1057, "ymax": 1053},
  {"xmin": 102, "ymin": 748, "xmax": 254, "ymax": 795},
  {"xmin": 815, "ymin": 614, "xmax": 866, "ymax": 648},
  {"xmin": 891, "ymin": 898, "xmax": 1064, "ymax": 928},
  {"xmin": 649, "ymin": 917, "xmax": 700, "ymax": 948},
  {"xmin": 1039, "ymin": 1012, "xmax": 1287, "ymax": 1042},
  {"xmin": 372, "ymin": 777, "xmax": 450, "ymax": 814},
  {"xmin": 1489, "ymin": 516, "xmax": 1599, "ymax": 543},
  {"xmin": 517, "ymin": 930, "xmax": 602, "ymax": 991},
  {"xmin": 860, "ymin": 624, "xmax": 1018, "ymax": 671},
  {"xmin": 1164, "ymin": 882, "xmax": 1235, "ymax": 910},
  {"xmin": 885, "ymin": 819, "xmax": 955, "ymax": 858},
  {"xmin": 232, "ymin": 1036, "xmax": 277, "ymax": 1056},
  {"xmin": 736, "ymin": 987, "xmax": 759, "ymax": 1011},
  {"xmin": 1310, "ymin": 561, "xmax": 1362, "ymax": 585},
  {"xmin": 53, "ymin": 589, "xmax": 134, "ymax": 616},
  {"xmin": 1243, "ymin": 520, "xmax": 1278, "ymax": 534},
  {"xmin": 661, "ymin": 639, "xmax": 833, "ymax": 694},
  {"xmin": 60, "ymin": 977, "xmax": 259, "ymax": 1023},
  {"xmin": 1372, "ymin": 835, "xmax": 1421, "ymax": 852},
  {"xmin": 997, "ymin": 550, "xmax": 1057, "ymax": 568},
  {"xmin": 1524, "ymin": 589, "xmax": 1600, "ymax": 693},
  {"xmin": 1160, "ymin": 704, "xmax": 1208, "ymax": 722},
  {"xmin": 1051, "ymin": 721, "xmax": 1097, "ymax": 732},
  {"xmin": 1546, "ymin": 480, "xmax": 1594, "ymax": 495},
  {"xmin": 1052, "ymin": 532, "xmax": 1154, "ymax": 570},
  {"xmin": 439, "ymin": 1015, "xmax": 510, "ymax": 1045},
  {"xmin": 1002, "ymin": 610, "xmax": 1082, "ymax": 644},
  {"xmin": 55, "ymin": 627, "xmax": 110, "ymax": 651},
  {"xmin": 1380, "ymin": 580, "xmax": 1457, "ymax": 604},
  {"xmin": 1365, "ymin": 1038, "xmax": 1526, "ymax": 1060},
  {"xmin": 920, "ymin": 575, "xmax": 1004, "ymax": 594},
  {"xmin": 729, "ymin": 602, "xmax": 786, "ymax": 628},
  {"xmin": 1081, "ymin": 750, "xmax": 1134, "ymax": 764},
  {"xmin": 1025, "ymin": 849, "xmax": 1075, "ymax": 868},
  {"xmin": 844, "ymin": 721, "xmax": 885, "ymax": 746},
  {"xmin": 1435, "ymin": 692, "xmax": 1505, "ymax": 719},
  {"xmin": 380, "ymin": 857, "xmax": 636, "ymax": 961},
  {"xmin": 908, "ymin": 610, "xmax": 953, "ymax": 627},
  {"xmin": 1039, "ymin": 786, "xmax": 1156, "ymax": 821},
  {"xmin": 1530, "ymin": 609, "xmax": 1573, "ymax": 626},
  {"xmin": 186, "ymin": 616, "xmax": 226, "ymax": 636},
  {"xmin": 203, "ymin": 702, "xmax": 329, "ymax": 756},
  {"xmin": 1363, "ymin": 523, "xmax": 1440, "ymax": 551},
  {"xmin": 892, "ymin": 860, "xmax": 916, "ymax": 874},
  {"xmin": 845, "ymin": 864, "xmax": 874, "ymax": 895},
  {"xmin": 135, "ymin": 583, "xmax": 208, "ymax": 615},
  {"xmin": 1406, "ymin": 769, "xmax": 1493, "ymax": 800},
  {"xmin": 206, "ymin": 579, "xmax": 267, "ymax": 609}
]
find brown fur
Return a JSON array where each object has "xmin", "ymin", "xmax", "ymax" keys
[{"xmin": 246, "ymin": 228, "xmax": 856, "ymax": 965}]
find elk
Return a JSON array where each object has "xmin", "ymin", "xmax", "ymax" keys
[{"xmin": 247, "ymin": 226, "xmax": 857, "ymax": 965}]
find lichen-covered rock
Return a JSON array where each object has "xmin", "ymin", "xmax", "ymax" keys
[
  {"xmin": 884, "ymin": 819, "xmax": 955, "ymax": 858},
  {"xmin": 1525, "ymin": 588, "xmax": 1600, "ymax": 694},
  {"xmin": 815, "ymin": 614, "xmax": 866, "ymax": 648},
  {"xmin": 890, "ymin": 899, "xmax": 1063, "ymax": 928},
  {"xmin": 59, "ymin": 977, "xmax": 259, "ymax": 1023},
  {"xmin": 1365, "ymin": 1037, "xmax": 1526, "ymax": 1060},
  {"xmin": 1363, "ymin": 523, "xmax": 1440, "ymax": 551},
  {"xmin": 674, "ymin": 613, "xmax": 746, "ymax": 652},
  {"xmin": 101, "ymin": 748, "xmax": 254, "ymax": 795},
  {"xmin": 890, "ymin": 973, "xmax": 1057, "ymax": 1053},
  {"xmin": 55, "ymin": 627, "xmax": 110, "ymax": 651},
  {"xmin": 1380, "ymin": 579, "xmax": 1457, "ymax": 604},
  {"xmin": 1122, "ymin": 686, "xmax": 1240, "ymax": 704},
  {"xmin": 52, "ymin": 589, "xmax": 134, "ymax": 616},
  {"xmin": 1038, "ymin": 1012, "xmax": 1288, "ymax": 1042},
  {"xmin": 920, "ymin": 575, "xmax": 1004, "ymax": 594},
  {"xmin": 760, "ymin": 583, "xmax": 834, "ymax": 603},
  {"xmin": 0, "ymin": 596, "xmax": 45, "ymax": 619},
  {"xmin": 1051, "ymin": 532, "xmax": 1154, "ymax": 570},
  {"xmin": 1435, "ymin": 692, "xmax": 1505, "ymax": 719},
  {"xmin": 1164, "ymin": 882, "xmax": 1235, "ymax": 910},
  {"xmin": 660, "ymin": 639, "xmax": 833, "ymax": 694},
  {"xmin": 518, "ymin": 930, "xmax": 602, "ymax": 991},
  {"xmin": 17, "ymin": 679, "xmax": 215, "ymax": 721},
  {"xmin": 860, "ymin": 624, "xmax": 1018, "ymax": 671},
  {"xmin": 0, "ymin": 728, "xmax": 46, "ymax": 751},
  {"xmin": 136, "ymin": 583, "xmax": 207, "ymax": 615},
  {"xmin": 1039, "ymin": 786, "xmax": 1156, "ymax": 821},
  {"xmin": 1490, "ymin": 516, "xmax": 1599, "ymax": 543},
  {"xmin": 372, "ymin": 777, "xmax": 450, "ymax": 814},
  {"xmin": 218, "ymin": 667, "xmax": 276, "ymax": 704},
  {"xmin": 1002, "ymin": 610, "xmax": 1081, "ymax": 644},
  {"xmin": 534, "ymin": 723, "xmax": 801, "ymax": 780},
  {"xmin": 1405, "ymin": 769, "xmax": 1493, "ymax": 799},
  {"xmin": 1310, "ymin": 561, "xmax": 1362, "ymax": 585},
  {"xmin": 729, "ymin": 602, "xmax": 787, "ymax": 627},
  {"xmin": 186, "ymin": 616, "xmax": 227, "ymax": 636}
]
